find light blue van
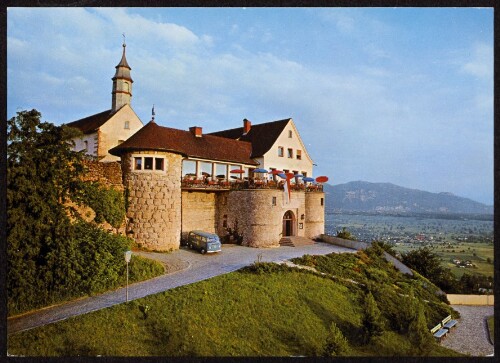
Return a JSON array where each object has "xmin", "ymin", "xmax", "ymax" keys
[{"xmin": 187, "ymin": 230, "xmax": 222, "ymax": 254}]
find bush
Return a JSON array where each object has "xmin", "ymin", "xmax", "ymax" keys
[
  {"xmin": 76, "ymin": 181, "xmax": 125, "ymax": 228},
  {"xmin": 322, "ymin": 322, "xmax": 351, "ymax": 356}
]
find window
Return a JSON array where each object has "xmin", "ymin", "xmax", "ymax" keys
[
  {"xmin": 124, "ymin": 121, "xmax": 130, "ymax": 129},
  {"xmin": 155, "ymin": 158, "xmax": 164, "ymax": 171},
  {"xmin": 302, "ymin": 171, "xmax": 307, "ymax": 178},
  {"xmin": 288, "ymin": 130, "xmax": 293, "ymax": 138},
  {"xmin": 134, "ymin": 157, "xmax": 142, "ymax": 170},
  {"xmin": 144, "ymin": 157, "xmax": 153, "ymax": 170},
  {"xmin": 272, "ymin": 197, "xmax": 277, "ymax": 206},
  {"xmin": 278, "ymin": 146, "xmax": 284, "ymax": 157},
  {"xmin": 287, "ymin": 148, "xmax": 293, "ymax": 158},
  {"xmin": 296, "ymin": 150, "xmax": 302, "ymax": 160},
  {"xmin": 321, "ymin": 198, "xmax": 324, "ymax": 206},
  {"xmin": 84, "ymin": 140, "xmax": 88, "ymax": 152},
  {"xmin": 223, "ymin": 215, "xmax": 228, "ymax": 228}
]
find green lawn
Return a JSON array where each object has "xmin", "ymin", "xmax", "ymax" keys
[
  {"xmin": 487, "ymin": 316, "xmax": 494, "ymax": 343},
  {"xmin": 8, "ymin": 254, "xmax": 463, "ymax": 357}
]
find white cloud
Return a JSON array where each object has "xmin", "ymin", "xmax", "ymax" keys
[{"xmin": 460, "ymin": 42, "xmax": 493, "ymax": 79}]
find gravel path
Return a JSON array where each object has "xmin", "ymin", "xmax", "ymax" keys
[
  {"xmin": 7, "ymin": 242, "xmax": 355, "ymax": 335},
  {"xmin": 440, "ymin": 305, "xmax": 494, "ymax": 357}
]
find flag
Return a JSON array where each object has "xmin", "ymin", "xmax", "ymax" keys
[{"xmin": 283, "ymin": 177, "xmax": 291, "ymax": 204}]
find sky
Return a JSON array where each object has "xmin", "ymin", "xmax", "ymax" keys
[{"xmin": 7, "ymin": 7, "xmax": 494, "ymax": 205}]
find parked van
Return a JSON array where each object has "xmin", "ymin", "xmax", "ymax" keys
[{"xmin": 187, "ymin": 230, "xmax": 222, "ymax": 254}]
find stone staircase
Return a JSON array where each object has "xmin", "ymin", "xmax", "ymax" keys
[{"xmin": 279, "ymin": 236, "xmax": 315, "ymax": 247}]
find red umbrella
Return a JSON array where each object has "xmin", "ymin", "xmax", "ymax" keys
[
  {"xmin": 285, "ymin": 172, "xmax": 295, "ymax": 180},
  {"xmin": 230, "ymin": 169, "xmax": 245, "ymax": 174},
  {"xmin": 270, "ymin": 169, "xmax": 284, "ymax": 175},
  {"xmin": 315, "ymin": 176, "xmax": 329, "ymax": 183}
]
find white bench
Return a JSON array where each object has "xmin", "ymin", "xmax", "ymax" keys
[
  {"xmin": 442, "ymin": 315, "xmax": 458, "ymax": 330},
  {"xmin": 430, "ymin": 323, "xmax": 448, "ymax": 341}
]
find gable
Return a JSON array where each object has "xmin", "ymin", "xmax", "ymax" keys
[{"xmin": 209, "ymin": 118, "xmax": 290, "ymax": 158}]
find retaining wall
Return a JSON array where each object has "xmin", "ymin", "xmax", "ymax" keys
[{"xmin": 446, "ymin": 294, "xmax": 494, "ymax": 305}]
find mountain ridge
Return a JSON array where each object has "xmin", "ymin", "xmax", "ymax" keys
[{"xmin": 323, "ymin": 181, "xmax": 493, "ymax": 215}]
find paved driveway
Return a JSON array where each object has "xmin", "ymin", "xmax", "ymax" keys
[
  {"xmin": 7, "ymin": 242, "xmax": 355, "ymax": 335},
  {"xmin": 440, "ymin": 305, "xmax": 494, "ymax": 356}
]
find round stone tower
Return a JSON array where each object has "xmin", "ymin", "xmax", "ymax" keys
[
  {"xmin": 121, "ymin": 150, "xmax": 183, "ymax": 251},
  {"xmin": 304, "ymin": 192, "xmax": 325, "ymax": 239}
]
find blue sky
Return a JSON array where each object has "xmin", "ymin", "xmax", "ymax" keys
[{"xmin": 7, "ymin": 7, "xmax": 493, "ymax": 204}]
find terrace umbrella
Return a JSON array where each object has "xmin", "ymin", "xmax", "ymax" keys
[
  {"xmin": 202, "ymin": 172, "xmax": 211, "ymax": 177},
  {"xmin": 277, "ymin": 173, "xmax": 287, "ymax": 179},
  {"xmin": 216, "ymin": 174, "xmax": 226, "ymax": 179},
  {"xmin": 270, "ymin": 169, "xmax": 284, "ymax": 175},
  {"xmin": 302, "ymin": 177, "xmax": 315, "ymax": 182},
  {"xmin": 230, "ymin": 169, "xmax": 245, "ymax": 174},
  {"xmin": 315, "ymin": 176, "xmax": 329, "ymax": 183},
  {"xmin": 253, "ymin": 168, "xmax": 268, "ymax": 173}
]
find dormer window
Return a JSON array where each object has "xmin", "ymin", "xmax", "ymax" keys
[
  {"xmin": 124, "ymin": 121, "xmax": 130, "ymax": 129},
  {"xmin": 288, "ymin": 130, "xmax": 293, "ymax": 138}
]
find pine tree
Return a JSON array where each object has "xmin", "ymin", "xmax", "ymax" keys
[
  {"xmin": 362, "ymin": 291, "xmax": 385, "ymax": 343},
  {"xmin": 322, "ymin": 322, "xmax": 351, "ymax": 357},
  {"xmin": 408, "ymin": 302, "xmax": 435, "ymax": 355}
]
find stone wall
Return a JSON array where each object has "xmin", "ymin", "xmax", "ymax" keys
[
  {"xmin": 304, "ymin": 192, "xmax": 325, "ymax": 239},
  {"xmin": 122, "ymin": 151, "xmax": 183, "ymax": 251},
  {"xmin": 214, "ymin": 189, "xmax": 310, "ymax": 248},
  {"xmin": 181, "ymin": 191, "xmax": 217, "ymax": 240},
  {"xmin": 81, "ymin": 159, "xmax": 123, "ymax": 190}
]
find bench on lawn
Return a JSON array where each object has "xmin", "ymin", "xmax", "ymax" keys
[
  {"xmin": 430, "ymin": 324, "xmax": 448, "ymax": 341},
  {"xmin": 442, "ymin": 315, "xmax": 458, "ymax": 330}
]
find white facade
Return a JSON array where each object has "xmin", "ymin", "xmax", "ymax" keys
[{"xmin": 258, "ymin": 119, "xmax": 314, "ymax": 179}]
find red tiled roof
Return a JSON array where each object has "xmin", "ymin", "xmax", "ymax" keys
[
  {"xmin": 109, "ymin": 121, "xmax": 258, "ymax": 165},
  {"xmin": 65, "ymin": 109, "xmax": 114, "ymax": 134},
  {"xmin": 208, "ymin": 118, "xmax": 291, "ymax": 158}
]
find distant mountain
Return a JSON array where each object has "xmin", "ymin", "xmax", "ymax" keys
[{"xmin": 323, "ymin": 181, "xmax": 493, "ymax": 215}]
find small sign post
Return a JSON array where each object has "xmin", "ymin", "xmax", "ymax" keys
[{"xmin": 124, "ymin": 251, "xmax": 132, "ymax": 303}]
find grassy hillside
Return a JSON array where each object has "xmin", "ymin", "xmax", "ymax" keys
[{"xmin": 8, "ymin": 247, "xmax": 462, "ymax": 357}]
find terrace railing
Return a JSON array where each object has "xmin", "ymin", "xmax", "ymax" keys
[{"xmin": 181, "ymin": 178, "xmax": 323, "ymax": 192}]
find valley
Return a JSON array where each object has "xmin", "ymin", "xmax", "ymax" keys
[{"xmin": 325, "ymin": 211, "xmax": 494, "ymax": 278}]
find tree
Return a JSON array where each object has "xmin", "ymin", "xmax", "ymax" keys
[
  {"xmin": 7, "ymin": 109, "xmax": 84, "ymax": 312},
  {"xmin": 336, "ymin": 227, "xmax": 356, "ymax": 241},
  {"xmin": 401, "ymin": 247, "xmax": 457, "ymax": 292},
  {"xmin": 362, "ymin": 291, "xmax": 385, "ymax": 343},
  {"xmin": 322, "ymin": 322, "xmax": 351, "ymax": 357},
  {"xmin": 408, "ymin": 302, "xmax": 435, "ymax": 355}
]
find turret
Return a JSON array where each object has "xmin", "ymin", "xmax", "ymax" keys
[{"xmin": 112, "ymin": 41, "xmax": 133, "ymax": 111}]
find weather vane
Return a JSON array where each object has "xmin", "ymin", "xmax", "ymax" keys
[{"xmin": 122, "ymin": 33, "xmax": 126, "ymax": 46}]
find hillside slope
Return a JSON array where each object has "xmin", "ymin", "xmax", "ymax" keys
[{"xmin": 324, "ymin": 181, "xmax": 493, "ymax": 215}]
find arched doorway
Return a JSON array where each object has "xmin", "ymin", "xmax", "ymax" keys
[{"xmin": 282, "ymin": 210, "xmax": 295, "ymax": 237}]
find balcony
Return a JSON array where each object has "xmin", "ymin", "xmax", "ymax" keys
[{"xmin": 181, "ymin": 178, "xmax": 323, "ymax": 192}]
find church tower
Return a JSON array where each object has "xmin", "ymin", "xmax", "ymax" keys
[{"xmin": 112, "ymin": 41, "xmax": 133, "ymax": 112}]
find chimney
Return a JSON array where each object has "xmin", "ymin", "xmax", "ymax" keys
[
  {"xmin": 243, "ymin": 118, "xmax": 251, "ymax": 134},
  {"xmin": 189, "ymin": 126, "xmax": 203, "ymax": 137}
]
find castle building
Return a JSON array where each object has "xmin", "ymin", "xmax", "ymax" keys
[
  {"xmin": 68, "ymin": 44, "xmax": 326, "ymax": 251},
  {"xmin": 66, "ymin": 42, "xmax": 144, "ymax": 162}
]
